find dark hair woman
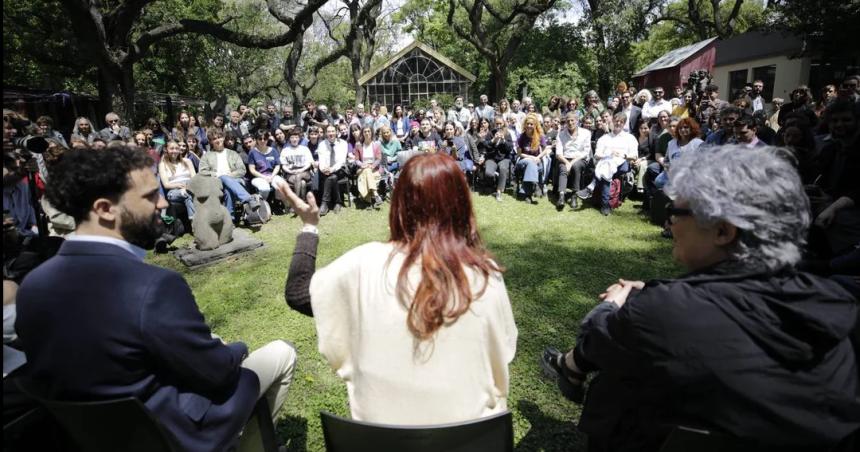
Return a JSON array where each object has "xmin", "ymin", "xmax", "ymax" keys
[{"xmin": 281, "ymin": 152, "xmax": 517, "ymax": 426}]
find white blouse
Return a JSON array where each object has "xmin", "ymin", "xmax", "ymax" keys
[{"xmin": 309, "ymin": 241, "xmax": 518, "ymax": 425}]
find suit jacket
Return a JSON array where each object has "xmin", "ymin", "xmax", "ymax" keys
[
  {"xmin": 616, "ymin": 105, "xmax": 642, "ymax": 133},
  {"xmin": 15, "ymin": 241, "xmax": 260, "ymax": 452}
]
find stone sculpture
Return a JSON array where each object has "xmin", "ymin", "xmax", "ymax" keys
[{"xmin": 186, "ymin": 175, "xmax": 234, "ymax": 251}]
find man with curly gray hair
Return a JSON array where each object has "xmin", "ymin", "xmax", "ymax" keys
[{"xmin": 543, "ymin": 145, "xmax": 859, "ymax": 450}]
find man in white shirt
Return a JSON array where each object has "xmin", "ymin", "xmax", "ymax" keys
[
  {"xmin": 447, "ymin": 96, "xmax": 471, "ymax": 128},
  {"xmin": 316, "ymin": 124, "xmax": 349, "ymax": 215},
  {"xmin": 511, "ymin": 99, "xmax": 526, "ymax": 134},
  {"xmin": 577, "ymin": 113, "xmax": 638, "ymax": 215},
  {"xmin": 641, "ymin": 87, "xmax": 672, "ymax": 122},
  {"xmin": 475, "ymin": 94, "xmax": 495, "ymax": 122},
  {"xmin": 555, "ymin": 112, "xmax": 592, "ymax": 210},
  {"xmin": 750, "ymin": 80, "xmax": 766, "ymax": 113}
]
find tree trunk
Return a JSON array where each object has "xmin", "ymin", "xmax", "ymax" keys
[
  {"xmin": 118, "ymin": 64, "xmax": 136, "ymax": 125},
  {"xmin": 352, "ymin": 45, "xmax": 365, "ymax": 106},
  {"xmin": 291, "ymin": 96, "xmax": 304, "ymax": 127},
  {"xmin": 96, "ymin": 63, "xmax": 137, "ymax": 126},
  {"xmin": 97, "ymin": 69, "xmax": 116, "ymax": 126},
  {"xmin": 489, "ymin": 63, "xmax": 506, "ymax": 103}
]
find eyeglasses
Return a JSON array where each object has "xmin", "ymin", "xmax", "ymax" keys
[
  {"xmin": 666, "ymin": 203, "xmax": 693, "ymax": 225},
  {"xmin": 108, "ymin": 119, "xmax": 119, "ymax": 124}
]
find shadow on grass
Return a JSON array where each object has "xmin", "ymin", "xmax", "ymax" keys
[
  {"xmin": 515, "ymin": 400, "xmax": 585, "ymax": 452},
  {"xmin": 277, "ymin": 414, "xmax": 308, "ymax": 452}
]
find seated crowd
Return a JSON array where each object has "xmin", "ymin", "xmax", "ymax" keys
[{"xmin": 2, "ymin": 73, "xmax": 859, "ymax": 451}]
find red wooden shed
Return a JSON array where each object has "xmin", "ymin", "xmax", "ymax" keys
[{"xmin": 633, "ymin": 37, "xmax": 718, "ymax": 90}]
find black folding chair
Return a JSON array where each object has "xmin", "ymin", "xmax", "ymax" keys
[
  {"xmin": 31, "ymin": 395, "xmax": 180, "ymax": 452},
  {"xmin": 320, "ymin": 410, "xmax": 513, "ymax": 452},
  {"xmin": 19, "ymin": 380, "xmax": 278, "ymax": 452}
]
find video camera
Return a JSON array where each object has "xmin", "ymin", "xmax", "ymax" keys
[{"xmin": 686, "ymin": 70, "xmax": 712, "ymax": 103}]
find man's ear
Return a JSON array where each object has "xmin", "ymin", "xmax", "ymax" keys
[
  {"xmin": 714, "ymin": 221, "xmax": 738, "ymax": 246},
  {"xmin": 92, "ymin": 198, "xmax": 118, "ymax": 222}
]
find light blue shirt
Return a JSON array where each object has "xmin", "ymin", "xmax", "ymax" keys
[{"xmin": 67, "ymin": 234, "xmax": 147, "ymax": 261}]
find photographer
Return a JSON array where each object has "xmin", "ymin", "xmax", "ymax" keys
[
  {"xmin": 440, "ymin": 121, "xmax": 473, "ymax": 174},
  {"xmin": 3, "ymin": 144, "xmax": 37, "ymax": 238},
  {"xmin": 696, "ymin": 84, "xmax": 727, "ymax": 127}
]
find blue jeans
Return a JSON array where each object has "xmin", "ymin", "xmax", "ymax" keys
[
  {"xmin": 166, "ymin": 189, "xmax": 195, "ymax": 219},
  {"xmin": 516, "ymin": 158, "xmax": 542, "ymax": 196},
  {"xmin": 600, "ymin": 161, "xmax": 630, "ymax": 209},
  {"xmin": 220, "ymin": 176, "xmax": 251, "ymax": 214},
  {"xmin": 458, "ymin": 158, "xmax": 474, "ymax": 173}
]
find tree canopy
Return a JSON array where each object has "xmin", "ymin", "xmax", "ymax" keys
[{"xmin": 3, "ymin": 0, "xmax": 851, "ymax": 124}]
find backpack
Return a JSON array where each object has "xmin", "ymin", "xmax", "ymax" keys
[{"xmin": 242, "ymin": 195, "xmax": 271, "ymax": 226}]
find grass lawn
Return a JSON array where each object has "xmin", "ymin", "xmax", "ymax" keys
[{"xmin": 148, "ymin": 191, "xmax": 680, "ymax": 451}]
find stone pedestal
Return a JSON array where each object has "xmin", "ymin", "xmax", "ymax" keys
[{"xmin": 173, "ymin": 229, "xmax": 263, "ymax": 269}]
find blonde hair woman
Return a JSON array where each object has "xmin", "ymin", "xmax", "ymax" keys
[{"xmin": 515, "ymin": 113, "xmax": 549, "ymax": 204}]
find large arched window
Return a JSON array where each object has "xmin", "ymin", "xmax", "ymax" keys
[{"xmin": 361, "ymin": 43, "xmax": 474, "ymax": 108}]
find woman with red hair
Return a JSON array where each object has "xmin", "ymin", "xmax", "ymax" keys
[{"xmin": 280, "ymin": 153, "xmax": 517, "ymax": 425}]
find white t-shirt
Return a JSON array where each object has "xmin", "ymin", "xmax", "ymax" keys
[
  {"xmin": 595, "ymin": 131, "xmax": 638, "ymax": 160},
  {"xmin": 310, "ymin": 241, "xmax": 517, "ymax": 425},
  {"xmin": 215, "ymin": 150, "xmax": 230, "ymax": 177},
  {"xmin": 666, "ymin": 138, "xmax": 703, "ymax": 164},
  {"xmin": 642, "ymin": 99, "xmax": 672, "ymax": 120},
  {"xmin": 280, "ymin": 145, "xmax": 313, "ymax": 172}
]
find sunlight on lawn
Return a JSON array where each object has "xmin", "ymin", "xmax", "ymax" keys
[{"xmin": 149, "ymin": 193, "xmax": 679, "ymax": 451}]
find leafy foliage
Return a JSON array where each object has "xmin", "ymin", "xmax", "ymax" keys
[
  {"xmin": 631, "ymin": 0, "xmax": 767, "ymax": 72},
  {"xmin": 2, "ymin": 0, "xmax": 96, "ymax": 91},
  {"xmin": 766, "ymin": 0, "xmax": 860, "ymax": 58}
]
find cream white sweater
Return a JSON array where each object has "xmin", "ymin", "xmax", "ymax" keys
[{"xmin": 309, "ymin": 241, "xmax": 518, "ymax": 425}]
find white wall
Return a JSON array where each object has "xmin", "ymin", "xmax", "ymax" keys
[{"xmin": 713, "ymin": 55, "xmax": 810, "ymax": 104}]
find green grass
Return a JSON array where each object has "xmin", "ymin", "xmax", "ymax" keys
[{"xmin": 148, "ymin": 192, "xmax": 679, "ymax": 451}]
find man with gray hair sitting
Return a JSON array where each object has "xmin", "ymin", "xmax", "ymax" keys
[
  {"xmin": 544, "ymin": 145, "xmax": 860, "ymax": 451},
  {"xmin": 99, "ymin": 112, "xmax": 131, "ymax": 142}
]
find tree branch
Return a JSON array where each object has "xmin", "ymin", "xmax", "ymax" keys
[{"xmin": 129, "ymin": 0, "xmax": 328, "ymax": 63}]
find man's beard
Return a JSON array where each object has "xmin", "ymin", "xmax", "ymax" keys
[{"xmin": 120, "ymin": 207, "xmax": 165, "ymax": 250}]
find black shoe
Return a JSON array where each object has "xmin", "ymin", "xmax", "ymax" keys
[
  {"xmin": 540, "ymin": 347, "xmax": 585, "ymax": 404},
  {"xmin": 600, "ymin": 206, "xmax": 611, "ymax": 216},
  {"xmin": 570, "ymin": 196, "xmax": 578, "ymax": 209},
  {"xmin": 372, "ymin": 195, "xmax": 383, "ymax": 210},
  {"xmin": 333, "ymin": 203, "xmax": 342, "ymax": 214},
  {"xmin": 526, "ymin": 196, "xmax": 538, "ymax": 205},
  {"xmin": 576, "ymin": 188, "xmax": 592, "ymax": 200},
  {"xmin": 319, "ymin": 203, "xmax": 329, "ymax": 216},
  {"xmin": 556, "ymin": 195, "xmax": 566, "ymax": 209},
  {"xmin": 661, "ymin": 229, "xmax": 673, "ymax": 238}
]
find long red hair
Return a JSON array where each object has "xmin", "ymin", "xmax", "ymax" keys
[{"xmin": 389, "ymin": 153, "xmax": 502, "ymax": 340}]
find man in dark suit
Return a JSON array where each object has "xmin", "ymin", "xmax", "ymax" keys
[
  {"xmin": 15, "ymin": 146, "xmax": 296, "ymax": 452},
  {"xmin": 615, "ymin": 91, "xmax": 642, "ymax": 134}
]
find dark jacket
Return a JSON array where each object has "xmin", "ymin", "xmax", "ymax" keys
[
  {"xmin": 574, "ymin": 265, "xmax": 860, "ymax": 451},
  {"xmin": 814, "ymin": 133, "xmax": 860, "ymax": 206},
  {"xmin": 15, "ymin": 241, "xmax": 260, "ymax": 452}
]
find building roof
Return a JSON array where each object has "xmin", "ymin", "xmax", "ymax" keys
[
  {"xmin": 714, "ymin": 30, "xmax": 804, "ymax": 66},
  {"xmin": 358, "ymin": 41, "xmax": 476, "ymax": 86},
  {"xmin": 633, "ymin": 37, "xmax": 718, "ymax": 77}
]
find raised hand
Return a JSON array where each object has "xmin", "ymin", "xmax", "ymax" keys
[{"xmin": 275, "ymin": 181, "xmax": 319, "ymax": 226}]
